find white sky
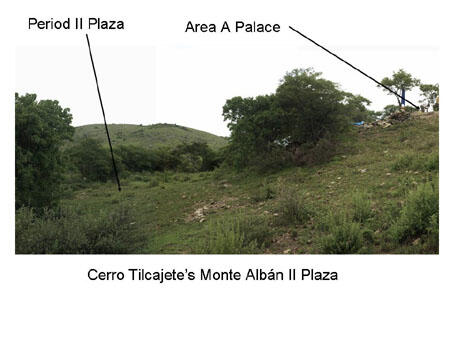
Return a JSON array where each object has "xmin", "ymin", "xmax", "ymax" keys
[{"xmin": 14, "ymin": 1, "xmax": 440, "ymax": 137}]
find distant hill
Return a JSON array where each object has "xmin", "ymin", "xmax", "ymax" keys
[{"xmin": 72, "ymin": 123, "xmax": 228, "ymax": 150}]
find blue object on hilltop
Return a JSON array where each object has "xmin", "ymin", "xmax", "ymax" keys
[{"xmin": 352, "ymin": 121, "xmax": 364, "ymax": 126}]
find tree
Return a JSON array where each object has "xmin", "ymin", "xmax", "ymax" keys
[
  {"xmin": 275, "ymin": 68, "xmax": 348, "ymax": 147},
  {"xmin": 222, "ymin": 94, "xmax": 282, "ymax": 168},
  {"xmin": 68, "ymin": 138, "xmax": 114, "ymax": 182},
  {"xmin": 419, "ymin": 84, "xmax": 439, "ymax": 111},
  {"xmin": 222, "ymin": 68, "xmax": 350, "ymax": 169},
  {"xmin": 15, "ymin": 93, "xmax": 74, "ymax": 209},
  {"xmin": 172, "ymin": 142, "xmax": 219, "ymax": 171},
  {"xmin": 378, "ymin": 69, "xmax": 420, "ymax": 109},
  {"xmin": 343, "ymin": 93, "xmax": 373, "ymax": 122}
]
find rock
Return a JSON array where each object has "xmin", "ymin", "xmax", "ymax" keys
[
  {"xmin": 359, "ymin": 168, "xmax": 367, "ymax": 173},
  {"xmin": 283, "ymin": 249, "xmax": 291, "ymax": 254},
  {"xmin": 388, "ymin": 110, "xmax": 411, "ymax": 122},
  {"xmin": 386, "ymin": 173, "xmax": 392, "ymax": 176},
  {"xmin": 412, "ymin": 238, "xmax": 420, "ymax": 246}
]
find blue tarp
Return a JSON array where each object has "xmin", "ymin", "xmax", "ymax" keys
[{"xmin": 352, "ymin": 121, "xmax": 364, "ymax": 126}]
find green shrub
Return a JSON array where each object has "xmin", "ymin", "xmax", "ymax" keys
[
  {"xmin": 148, "ymin": 177, "xmax": 159, "ymax": 187},
  {"xmin": 391, "ymin": 181, "xmax": 438, "ymax": 243},
  {"xmin": 251, "ymin": 184, "xmax": 276, "ymax": 202},
  {"xmin": 67, "ymin": 138, "xmax": 115, "ymax": 182},
  {"xmin": 352, "ymin": 191, "xmax": 372, "ymax": 223},
  {"xmin": 424, "ymin": 213, "xmax": 439, "ymax": 252},
  {"xmin": 197, "ymin": 215, "xmax": 272, "ymax": 254},
  {"xmin": 198, "ymin": 221, "xmax": 257, "ymax": 254},
  {"xmin": 292, "ymin": 134, "xmax": 338, "ymax": 167},
  {"xmin": 316, "ymin": 211, "xmax": 346, "ymax": 232},
  {"xmin": 15, "ymin": 203, "xmax": 147, "ymax": 254},
  {"xmin": 391, "ymin": 152, "xmax": 439, "ymax": 172},
  {"xmin": 320, "ymin": 221, "xmax": 363, "ymax": 254},
  {"xmin": 238, "ymin": 216, "xmax": 274, "ymax": 249},
  {"xmin": 424, "ymin": 153, "xmax": 439, "ymax": 171},
  {"xmin": 391, "ymin": 153, "xmax": 415, "ymax": 171},
  {"xmin": 277, "ymin": 187, "xmax": 313, "ymax": 225}
]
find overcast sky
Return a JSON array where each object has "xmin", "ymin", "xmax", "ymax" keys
[{"xmin": 15, "ymin": 1, "xmax": 440, "ymax": 137}]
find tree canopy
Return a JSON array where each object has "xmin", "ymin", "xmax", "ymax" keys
[
  {"xmin": 419, "ymin": 83, "xmax": 439, "ymax": 110},
  {"xmin": 379, "ymin": 69, "xmax": 420, "ymax": 108},
  {"xmin": 15, "ymin": 93, "xmax": 74, "ymax": 208},
  {"xmin": 222, "ymin": 68, "xmax": 356, "ymax": 169}
]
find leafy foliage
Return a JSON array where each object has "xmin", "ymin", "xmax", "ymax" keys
[
  {"xmin": 66, "ymin": 138, "xmax": 222, "ymax": 182},
  {"xmin": 67, "ymin": 137, "xmax": 115, "ymax": 182},
  {"xmin": 419, "ymin": 83, "xmax": 439, "ymax": 111},
  {"xmin": 320, "ymin": 221, "xmax": 363, "ymax": 254},
  {"xmin": 352, "ymin": 192, "xmax": 373, "ymax": 223},
  {"xmin": 15, "ymin": 93, "xmax": 74, "ymax": 209},
  {"xmin": 222, "ymin": 68, "xmax": 352, "ymax": 169},
  {"xmin": 198, "ymin": 219, "xmax": 260, "ymax": 254},
  {"xmin": 15, "ymin": 203, "xmax": 147, "ymax": 254},
  {"xmin": 277, "ymin": 186, "xmax": 314, "ymax": 225},
  {"xmin": 343, "ymin": 93, "xmax": 374, "ymax": 122},
  {"xmin": 379, "ymin": 69, "xmax": 420, "ymax": 108},
  {"xmin": 391, "ymin": 181, "xmax": 438, "ymax": 243}
]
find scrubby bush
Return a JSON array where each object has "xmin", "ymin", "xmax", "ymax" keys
[
  {"xmin": 424, "ymin": 153, "xmax": 439, "ymax": 171},
  {"xmin": 251, "ymin": 184, "xmax": 276, "ymax": 202},
  {"xmin": 173, "ymin": 142, "xmax": 221, "ymax": 171},
  {"xmin": 15, "ymin": 203, "xmax": 147, "ymax": 254},
  {"xmin": 291, "ymin": 134, "xmax": 338, "ymax": 167},
  {"xmin": 277, "ymin": 187, "xmax": 313, "ymax": 225},
  {"xmin": 198, "ymin": 221, "xmax": 256, "ymax": 254},
  {"xmin": 67, "ymin": 138, "xmax": 114, "ymax": 182},
  {"xmin": 352, "ymin": 191, "xmax": 373, "ymax": 223},
  {"xmin": 68, "ymin": 140, "xmax": 221, "ymax": 180},
  {"xmin": 391, "ymin": 152, "xmax": 439, "ymax": 172},
  {"xmin": 198, "ymin": 215, "xmax": 273, "ymax": 254},
  {"xmin": 316, "ymin": 211, "xmax": 346, "ymax": 232},
  {"xmin": 391, "ymin": 181, "xmax": 438, "ymax": 244},
  {"xmin": 391, "ymin": 153, "xmax": 415, "ymax": 171},
  {"xmin": 238, "ymin": 216, "xmax": 274, "ymax": 249},
  {"xmin": 320, "ymin": 221, "xmax": 363, "ymax": 254},
  {"xmin": 115, "ymin": 144, "xmax": 154, "ymax": 172}
]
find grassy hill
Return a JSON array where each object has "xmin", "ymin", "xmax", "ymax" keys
[
  {"xmin": 73, "ymin": 123, "xmax": 228, "ymax": 150},
  {"xmin": 59, "ymin": 114, "xmax": 438, "ymax": 254}
]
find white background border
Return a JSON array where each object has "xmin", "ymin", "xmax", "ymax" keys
[{"xmin": 1, "ymin": 1, "xmax": 448, "ymax": 337}]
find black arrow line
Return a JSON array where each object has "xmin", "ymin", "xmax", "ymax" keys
[
  {"xmin": 288, "ymin": 25, "xmax": 419, "ymax": 109},
  {"xmin": 86, "ymin": 34, "xmax": 122, "ymax": 191}
]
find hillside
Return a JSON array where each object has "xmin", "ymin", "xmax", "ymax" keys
[
  {"xmin": 73, "ymin": 123, "xmax": 228, "ymax": 150},
  {"xmin": 60, "ymin": 114, "xmax": 439, "ymax": 254}
]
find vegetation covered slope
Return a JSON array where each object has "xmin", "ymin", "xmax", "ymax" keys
[
  {"xmin": 73, "ymin": 123, "xmax": 228, "ymax": 150},
  {"xmin": 52, "ymin": 114, "xmax": 438, "ymax": 254}
]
